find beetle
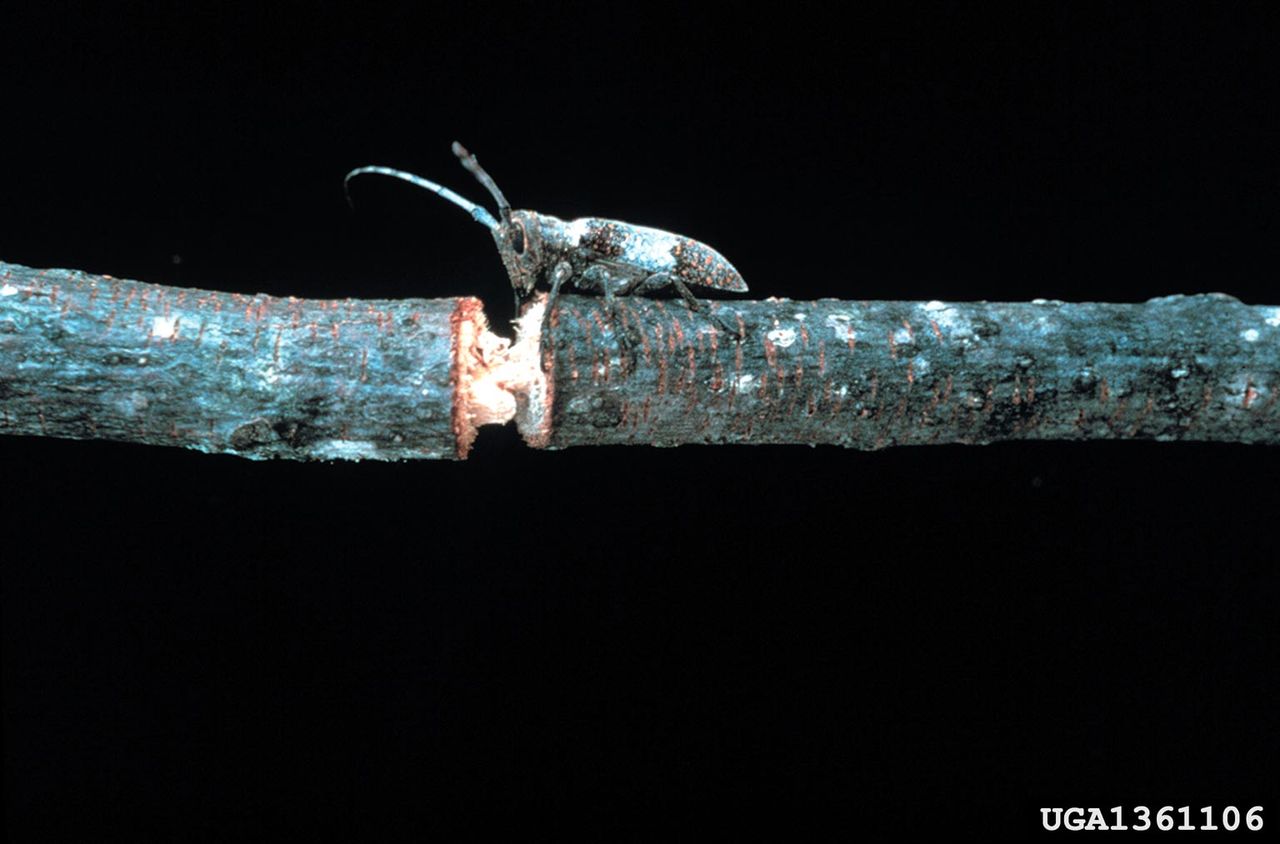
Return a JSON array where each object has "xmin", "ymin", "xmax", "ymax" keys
[{"xmin": 344, "ymin": 143, "xmax": 747, "ymax": 343}]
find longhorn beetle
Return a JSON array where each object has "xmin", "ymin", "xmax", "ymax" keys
[{"xmin": 344, "ymin": 143, "xmax": 747, "ymax": 352}]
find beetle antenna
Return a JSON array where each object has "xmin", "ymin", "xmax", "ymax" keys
[
  {"xmin": 451, "ymin": 142, "xmax": 512, "ymax": 226},
  {"xmin": 343, "ymin": 166, "xmax": 500, "ymax": 230}
]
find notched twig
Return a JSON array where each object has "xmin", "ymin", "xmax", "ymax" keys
[{"xmin": 2, "ymin": 261, "xmax": 1277, "ymax": 460}]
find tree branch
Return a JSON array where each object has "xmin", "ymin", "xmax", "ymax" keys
[
  {"xmin": 532, "ymin": 293, "xmax": 1280, "ymax": 450},
  {"xmin": 2, "ymin": 260, "xmax": 1277, "ymax": 460},
  {"xmin": 0, "ymin": 261, "xmax": 485, "ymax": 460}
]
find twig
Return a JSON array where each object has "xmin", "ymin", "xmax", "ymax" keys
[
  {"xmin": 532, "ymin": 293, "xmax": 1280, "ymax": 450},
  {"xmin": 0, "ymin": 261, "xmax": 481, "ymax": 460},
  {"xmin": 2, "ymin": 260, "xmax": 1277, "ymax": 460}
]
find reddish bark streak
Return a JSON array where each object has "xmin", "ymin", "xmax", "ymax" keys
[
  {"xmin": 654, "ymin": 329, "xmax": 668, "ymax": 395},
  {"xmin": 671, "ymin": 317, "xmax": 685, "ymax": 349},
  {"xmin": 1108, "ymin": 397, "xmax": 1130, "ymax": 429},
  {"xmin": 1128, "ymin": 395, "xmax": 1154, "ymax": 436}
]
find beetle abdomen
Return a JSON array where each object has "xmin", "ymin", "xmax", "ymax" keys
[{"xmin": 574, "ymin": 218, "xmax": 747, "ymax": 292}]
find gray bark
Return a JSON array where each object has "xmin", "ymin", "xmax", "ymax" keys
[
  {"xmin": 0, "ymin": 261, "xmax": 473, "ymax": 460},
  {"xmin": 533, "ymin": 293, "xmax": 1280, "ymax": 450},
  {"xmin": 3, "ymin": 260, "xmax": 1277, "ymax": 460}
]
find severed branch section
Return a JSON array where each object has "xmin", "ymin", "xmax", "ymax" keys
[
  {"xmin": 1, "ymin": 260, "xmax": 1277, "ymax": 460},
  {"xmin": 0, "ymin": 261, "xmax": 483, "ymax": 460},
  {"xmin": 531, "ymin": 293, "xmax": 1280, "ymax": 450}
]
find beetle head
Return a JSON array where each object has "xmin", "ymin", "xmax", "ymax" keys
[
  {"xmin": 344, "ymin": 142, "xmax": 547, "ymax": 305},
  {"xmin": 490, "ymin": 210, "xmax": 546, "ymax": 302},
  {"xmin": 451, "ymin": 142, "xmax": 549, "ymax": 306}
]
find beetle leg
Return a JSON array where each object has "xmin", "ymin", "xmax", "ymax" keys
[
  {"xmin": 576, "ymin": 265, "xmax": 646, "ymax": 363},
  {"xmin": 636, "ymin": 272, "xmax": 739, "ymax": 338},
  {"xmin": 548, "ymin": 260, "xmax": 573, "ymax": 296},
  {"xmin": 614, "ymin": 274, "xmax": 647, "ymax": 297},
  {"xmin": 576, "ymin": 266, "xmax": 622, "ymax": 323},
  {"xmin": 575, "ymin": 264, "xmax": 616, "ymax": 300},
  {"xmin": 540, "ymin": 260, "xmax": 574, "ymax": 367}
]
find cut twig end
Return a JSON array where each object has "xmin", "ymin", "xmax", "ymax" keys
[{"xmin": 453, "ymin": 296, "xmax": 549, "ymax": 456}]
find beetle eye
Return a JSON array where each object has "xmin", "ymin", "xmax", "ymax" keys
[{"xmin": 509, "ymin": 223, "xmax": 526, "ymax": 255}]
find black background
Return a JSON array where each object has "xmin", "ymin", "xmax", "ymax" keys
[{"xmin": 3, "ymin": 2, "xmax": 1278, "ymax": 838}]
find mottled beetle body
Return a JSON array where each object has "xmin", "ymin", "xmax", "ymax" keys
[
  {"xmin": 345, "ymin": 144, "xmax": 746, "ymax": 337},
  {"xmin": 500, "ymin": 213, "xmax": 746, "ymax": 300}
]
